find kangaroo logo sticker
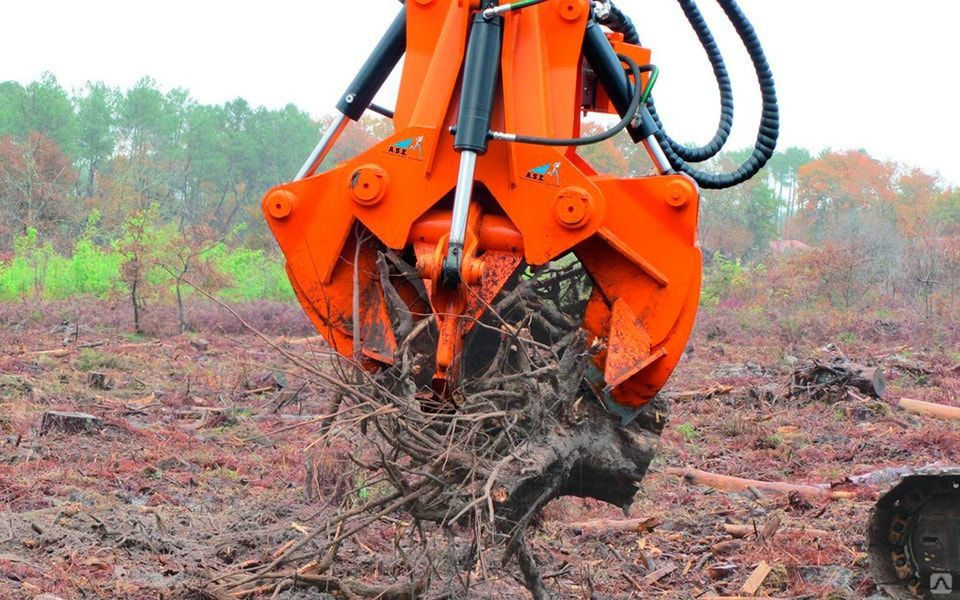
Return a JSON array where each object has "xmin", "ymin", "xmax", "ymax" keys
[
  {"xmin": 525, "ymin": 162, "xmax": 562, "ymax": 186},
  {"xmin": 386, "ymin": 136, "xmax": 424, "ymax": 161}
]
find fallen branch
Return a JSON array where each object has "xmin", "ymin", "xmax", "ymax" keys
[
  {"xmin": 271, "ymin": 335, "xmax": 326, "ymax": 347},
  {"xmin": 641, "ymin": 563, "xmax": 676, "ymax": 585},
  {"xmin": 722, "ymin": 523, "xmax": 831, "ymax": 539},
  {"xmin": 27, "ymin": 348, "xmax": 72, "ymax": 358},
  {"xmin": 898, "ymin": 398, "xmax": 960, "ymax": 421},
  {"xmin": 666, "ymin": 384, "xmax": 733, "ymax": 401},
  {"xmin": 665, "ymin": 468, "xmax": 856, "ymax": 500}
]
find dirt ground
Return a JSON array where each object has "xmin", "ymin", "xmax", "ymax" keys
[{"xmin": 2, "ymin": 300, "xmax": 959, "ymax": 599}]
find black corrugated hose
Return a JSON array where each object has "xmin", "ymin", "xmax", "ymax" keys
[
  {"xmin": 605, "ymin": 1, "xmax": 733, "ymax": 164},
  {"xmin": 603, "ymin": 0, "xmax": 779, "ymax": 190}
]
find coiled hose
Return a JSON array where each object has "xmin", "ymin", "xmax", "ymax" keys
[
  {"xmin": 604, "ymin": 0, "xmax": 779, "ymax": 190},
  {"xmin": 605, "ymin": 1, "xmax": 733, "ymax": 164}
]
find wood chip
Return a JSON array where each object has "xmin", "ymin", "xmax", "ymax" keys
[
  {"xmin": 705, "ymin": 563, "xmax": 737, "ymax": 580},
  {"xmin": 741, "ymin": 560, "xmax": 773, "ymax": 595},
  {"xmin": 641, "ymin": 562, "xmax": 677, "ymax": 585}
]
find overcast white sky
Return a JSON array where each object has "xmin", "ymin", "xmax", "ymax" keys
[{"xmin": 2, "ymin": 0, "xmax": 958, "ymax": 184}]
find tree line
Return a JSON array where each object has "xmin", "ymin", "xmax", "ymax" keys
[{"xmin": 0, "ymin": 73, "xmax": 380, "ymax": 253}]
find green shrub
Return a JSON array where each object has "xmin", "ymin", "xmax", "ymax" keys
[
  {"xmin": 209, "ymin": 245, "xmax": 295, "ymax": 302},
  {"xmin": 0, "ymin": 226, "xmax": 294, "ymax": 303},
  {"xmin": 0, "ymin": 256, "xmax": 32, "ymax": 300},
  {"xmin": 701, "ymin": 253, "xmax": 746, "ymax": 306},
  {"xmin": 676, "ymin": 423, "xmax": 699, "ymax": 442}
]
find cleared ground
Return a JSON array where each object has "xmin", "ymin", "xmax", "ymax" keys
[{"xmin": 2, "ymin": 300, "xmax": 959, "ymax": 598}]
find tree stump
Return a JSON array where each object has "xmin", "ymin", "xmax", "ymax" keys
[
  {"xmin": 87, "ymin": 371, "xmax": 113, "ymax": 390},
  {"xmin": 39, "ymin": 411, "xmax": 102, "ymax": 435},
  {"xmin": 227, "ymin": 258, "xmax": 670, "ymax": 599}
]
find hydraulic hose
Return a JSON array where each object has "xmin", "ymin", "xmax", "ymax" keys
[
  {"xmin": 605, "ymin": 1, "xmax": 733, "ymax": 164},
  {"xmin": 605, "ymin": 0, "xmax": 779, "ymax": 190},
  {"xmin": 498, "ymin": 56, "xmax": 654, "ymax": 147}
]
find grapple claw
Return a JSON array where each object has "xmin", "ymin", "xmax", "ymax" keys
[{"xmin": 263, "ymin": 0, "xmax": 701, "ymax": 409}]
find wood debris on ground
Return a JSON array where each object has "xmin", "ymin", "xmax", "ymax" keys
[{"xmin": 2, "ymin": 298, "xmax": 960, "ymax": 598}]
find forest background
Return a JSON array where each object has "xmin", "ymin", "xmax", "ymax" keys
[{"xmin": 2, "ymin": 74, "xmax": 958, "ymax": 341}]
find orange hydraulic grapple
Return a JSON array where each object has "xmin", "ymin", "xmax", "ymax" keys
[{"xmin": 262, "ymin": 0, "xmax": 778, "ymax": 419}]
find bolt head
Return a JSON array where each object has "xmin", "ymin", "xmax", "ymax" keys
[
  {"xmin": 553, "ymin": 187, "xmax": 593, "ymax": 228},
  {"xmin": 559, "ymin": 0, "xmax": 586, "ymax": 21},
  {"xmin": 350, "ymin": 165, "xmax": 389, "ymax": 206},
  {"xmin": 665, "ymin": 178, "xmax": 696, "ymax": 209},
  {"xmin": 265, "ymin": 189, "xmax": 295, "ymax": 220}
]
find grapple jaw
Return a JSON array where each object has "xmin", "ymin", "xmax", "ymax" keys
[{"xmin": 263, "ymin": 0, "xmax": 702, "ymax": 410}]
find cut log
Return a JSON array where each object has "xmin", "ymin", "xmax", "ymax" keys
[
  {"xmin": 846, "ymin": 364, "xmax": 886, "ymax": 398},
  {"xmin": 39, "ymin": 411, "xmax": 102, "ymax": 435},
  {"xmin": 898, "ymin": 398, "xmax": 960, "ymax": 421},
  {"xmin": 790, "ymin": 358, "xmax": 885, "ymax": 401},
  {"xmin": 665, "ymin": 468, "xmax": 856, "ymax": 500},
  {"xmin": 723, "ymin": 523, "xmax": 757, "ymax": 539},
  {"xmin": 845, "ymin": 463, "xmax": 943, "ymax": 486},
  {"xmin": 562, "ymin": 517, "xmax": 660, "ymax": 537}
]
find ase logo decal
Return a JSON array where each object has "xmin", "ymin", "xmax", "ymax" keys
[
  {"xmin": 386, "ymin": 136, "xmax": 424, "ymax": 161},
  {"xmin": 524, "ymin": 162, "xmax": 561, "ymax": 186}
]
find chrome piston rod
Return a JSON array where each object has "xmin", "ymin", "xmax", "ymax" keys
[
  {"xmin": 295, "ymin": 112, "xmax": 349, "ymax": 181},
  {"xmin": 449, "ymin": 151, "xmax": 477, "ymax": 250},
  {"xmin": 642, "ymin": 134, "xmax": 673, "ymax": 175}
]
